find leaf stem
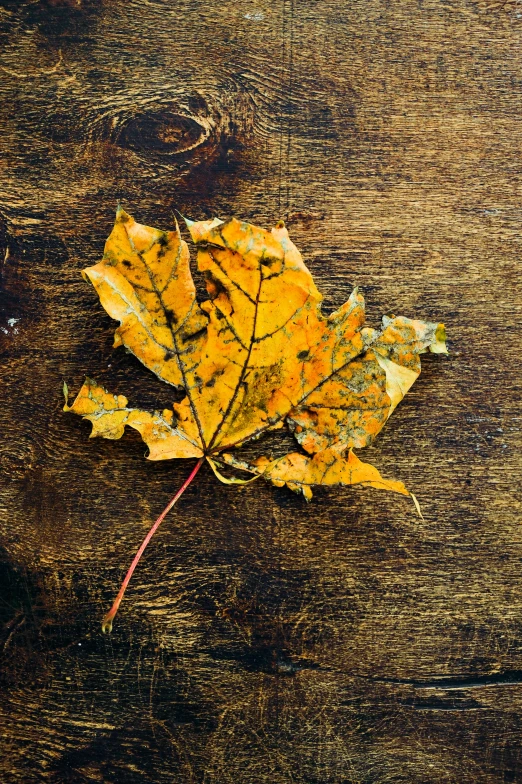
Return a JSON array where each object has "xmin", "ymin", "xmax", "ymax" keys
[{"xmin": 101, "ymin": 457, "xmax": 205, "ymax": 633}]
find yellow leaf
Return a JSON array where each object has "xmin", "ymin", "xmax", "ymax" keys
[
  {"xmin": 65, "ymin": 209, "xmax": 446, "ymax": 629},
  {"xmin": 67, "ymin": 209, "xmax": 447, "ymax": 496}
]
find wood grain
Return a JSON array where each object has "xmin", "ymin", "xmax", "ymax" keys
[{"xmin": 1, "ymin": 0, "xmax": 521, "ymax": 781}]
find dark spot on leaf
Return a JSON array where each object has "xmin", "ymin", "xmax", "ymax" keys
[
  {"xmin": 262, "ymin": 255, "xmax": 279, "ymax": 267},
  {"xmin": 205, "ymin": 272, "xmax": 228, "ymax": 300},
  {"xmin": 298, "ymin": 350, "xmax": 309, "ymax": 360},
  {"xmin": 164, "ymin": 307, "xmax": 178, "ymax": 326},
  {"xmin": 182, "ymin": 325, "xmax": 207, "ymax": 342}
]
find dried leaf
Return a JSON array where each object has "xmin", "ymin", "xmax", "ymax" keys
[
  {"xmin": 65, "ymin": 209, "xmax": 447, "ymax": 628},
  {"xmin": 67, "ymin": 208, "xmax": 446, "ymax": 501}
]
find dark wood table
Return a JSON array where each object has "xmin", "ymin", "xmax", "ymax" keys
[{"xmin": 1, "ymin": 1, "xmax": 521, "ymax": 781}]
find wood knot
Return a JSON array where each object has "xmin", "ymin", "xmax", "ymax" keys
[{"xmin": 114, "ymin": 110, "xmax": 213, "ymax": 157}]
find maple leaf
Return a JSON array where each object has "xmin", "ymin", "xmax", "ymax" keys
[{"xmin": 64, "ymin": 208, "xmax": 447, "ymax": 630}]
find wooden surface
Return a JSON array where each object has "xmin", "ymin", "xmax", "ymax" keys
[{"xmin": 1, "ymin": 0, "xmax": 522, "ymax": 781}]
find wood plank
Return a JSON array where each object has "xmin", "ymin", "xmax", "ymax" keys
[{"xmin": 1, "ymin": 0, "xmax": 521, "ymax": 780}]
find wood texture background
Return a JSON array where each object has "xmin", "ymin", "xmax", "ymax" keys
[{"xmin": 1, "ymin": 0, "xmax": 521, "ymax": 781}]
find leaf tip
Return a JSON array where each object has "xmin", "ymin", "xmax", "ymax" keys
[
  {"xmin": 173, "ymin": 208, "xmax": 194, "ymax": 228},
  {"xmin": 115, "ymin": 203, "xmax": 130, "ymax": 223},
  {"xmin": 429, "ymin": 323, "xmax": 448, "ymax": 354},
  {"xmin": 410, "ymin": 492, "xmax": 424, "ymax": 520},
  {"xmin": 302, "ymin": 486, "xmax": 313, "ymax": 501}
]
